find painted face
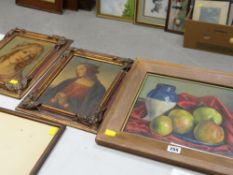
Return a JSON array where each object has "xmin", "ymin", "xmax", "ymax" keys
[
  {"xmin": 8, "ymin": 45, "xmax": 42, "ymax": 64},
  {"xmin": 76, "ymin": 64, "xmax": 88, "ymax": 77}
]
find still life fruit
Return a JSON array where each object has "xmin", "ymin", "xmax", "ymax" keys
[
  {"xmin": 125, "ymin": 81, "xmax": 233, "ymax": 158},
  {"xmin": 150, "ymin": 115, "xmax": 173, "ymax": 136},
  {"xmin": 168, "ymin": 109, "xmax": 194, "ymax": 134},
  {"xmin": 149, "ymin": 106, "xmax": 225, "ymax": 145}
]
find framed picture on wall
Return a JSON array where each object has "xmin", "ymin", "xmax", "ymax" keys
[
  {"xmin": 96, "ymin": 0, "xmax": 136, "ymax": 22},
  {"xmin": 192, "ymin": 0, "xmax": 230, "ymax": 25},
  {"xmin": 96, "ymin": 59, "xmax": 233, "ymax": 175},
  {"xmin": 135, "ymin": 0, "xmax": 169, "ymax": 27},
  {"xmin": 0, "ymin": 28, "xmax": 72, "ymax": 99},
  {"xmin": 0, "ymin": 108, "xmax": 65, "ymax": 175},
  {"xmin": 17, "ymin": 48, "xmax": 133, "ymax": 133},
  {"xmin": 165, "ymin": 0, "xmax": 191, "ymax": 34},
  {"xmin": 16, "ymin": 0, "xmax": 64, "ymax": 14}
]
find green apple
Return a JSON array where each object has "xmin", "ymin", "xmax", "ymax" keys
[
  {"xmin": 194, "ymin": 120, "xmax": 225, "ymax": 144},
  {"xmin": 169, "ymin": 109, "xmax": 194, "ymax": 134},
  {"xmin": 193, "ymin": 107, "xmax": 222, "ymax": 125},
  {"xmin": 150, "ymin": 115, "xmax": 173, "ymax": 136}
]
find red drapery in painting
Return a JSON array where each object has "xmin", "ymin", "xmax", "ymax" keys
[{"xmin": 125, "ymin": 93, "xmax": 233, "ymax": 153}]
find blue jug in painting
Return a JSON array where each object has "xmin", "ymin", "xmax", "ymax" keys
[{"xmin": 144, "ymin": 84, "xmax": 177, "ymax": 121}]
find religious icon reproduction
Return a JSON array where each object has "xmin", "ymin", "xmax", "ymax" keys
[
  {"xmin": 18, "ymin": 48, "xmax": 133, "ymax": 132},
  {"xmin": 0, "ymin": 28, "xmax": 72, "ymax": 98}
]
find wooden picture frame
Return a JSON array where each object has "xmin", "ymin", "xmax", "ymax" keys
[
  {"xmin": 78, "ymin": 0, "xmax": 96, "ymax": 11},
  {"xmin": 96, "ymin": 59, "xmax": 233, "ymax": 175},
  {"xmin": 228, "ymin": 1, "xmax": 233, "ymax": 25},
  {"xmin": 165, "ymin": 0, "xmax": 191, "ymax": 34},
  {"xmin": 64, "ymin": 0, "xmax": 78, "ymax": 11},
  {"xmin": 17, "ymin": 48, "xmax": 133, "ymax": 133},
  {"xmin": 96, "ymin": 0, "xmax": 136, "ymax": 22},
  {"xmin": 16, "ymin": 0, "xmax": 63, "ymax": 14},
  {"xmin": 192, "ymin": 0, "xmax": 230, "ymax": 25},
  {"xmin": 135, "ymin": 0, "xmax": 169, "ymax": 28},
  {"xmin": 0, "ymin": 28, "xmax": 72, "ymax": 99},
  {"xmin": 0, "ymin": 107, "xmax": 65, "ymax": 175}
]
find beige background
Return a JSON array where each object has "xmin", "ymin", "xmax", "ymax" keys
[
  {"xmin": 49, "ymin": 56, "xmax": 122, "ymax": 89},
  {"xmin": 139, "ymin": 74, "xmax": 233, "ymax": 111},
  {"xmin": 0, "ymin": 112, "xmax": 58, "ymax": 175}
]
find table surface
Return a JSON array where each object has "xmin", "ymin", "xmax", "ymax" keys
[{"xmin": 0, "ymin": 33, "xmax": 204, "ymax": 175}]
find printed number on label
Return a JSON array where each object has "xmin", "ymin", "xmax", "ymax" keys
[{"xmin": 167, "ymin": 145, "xmax": 181, "ymax": 154}]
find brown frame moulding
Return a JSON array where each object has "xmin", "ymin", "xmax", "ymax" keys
[
  {"xmin": 17, "ymin": 48, "xmax": 134, "ymax": 133},
  {"xmin": 16, "ymin": 0, "xmax": 63, "ymax": 14},
  {"xmin": 0, "ymin": 28, "xmax": 72, "ymax": 99},
  {"xmin": 96, "ymin": 59, "xmax": 233, "ymax": 175},
  {"xmin": 0, "ymin": 107, "xmax": 65, "ymax": 175},
  {"xmin": 64, "ymin": 0, "xmax": 78, "ymax": 11}
]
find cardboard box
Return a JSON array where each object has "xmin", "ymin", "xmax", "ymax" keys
[{"xmin": 184, "ymin": 11, "xmax": 233, "ymax": 55}]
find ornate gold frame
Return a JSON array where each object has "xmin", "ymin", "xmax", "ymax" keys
[
  {"xmin": 0, "ymin": 28, "xmax": 72, "ymax": 99},
  {"xmin": 17, "ymin": 48, "xmax": 133, "ymax": 133}
]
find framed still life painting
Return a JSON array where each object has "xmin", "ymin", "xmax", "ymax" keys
[
  {"xmin": 0, "ymin": 108, "xmax": 65, "ymax": 175},
  {"xmin": 16, "ymin": 0, "xmax": 63, "ymax": 14},
  {"xmin": 96, "ymin": 59, "xmax": 233, "ymax": 175},
  {"xmin": 135, "ymin": 0, "xmax": 169, "ymax": 27},
  {"xmin": 165, "ymin": 0, "xmax": 191, "ymax": 34},
  {"xmin": 0, "ymin": 28, "xmax": 72, "ymax": 99},
  {"xmin": 17, "ymin": 48, "xmax": 133, "ymax": 133},
  {"xmin": 96, "ymin": 0, "xmax": 135, "ymax": 22}
]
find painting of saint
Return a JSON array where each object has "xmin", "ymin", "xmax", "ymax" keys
[
  {"xmin": 0, "ymin": 43, "xmax": 44, "ymax": 82},
  {"xmin": 125, "ymin": 74, "xmax": 233, "ymax": 158},
  {"xmin": 39, "ymin": 57, "xmax": 122, "ymax": 116}
]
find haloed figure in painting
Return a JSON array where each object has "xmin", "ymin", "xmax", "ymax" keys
[
  {"xmin": 41, "ymin": 62, "xmax": 106, "ymax": 116},
  {"xmin": 0, "ymin": 43, "xmax": 44, "ymax": 82}
]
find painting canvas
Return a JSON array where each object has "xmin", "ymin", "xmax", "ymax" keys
[
  {"xmin": 96, "ymin": 60, "xmax": 233, "ymax": 175},
  {"xmin": 0, "ymin": 36, "xmax": 54, "ymax": 83},
  {"xmin": 0, "ymin": 28, "xmax": 72, "ymax": 98},
  {"xmin": 125, "ymin": 74, "xmax": 233, "ymax": 158},
  {"xmin": 165, "ymin": 0, "xmax": 190, "ymax": 33},
  {"xmin": 135, "ymin": 0, "xmax": 169, "ymax": 27},
  {"xmin": 17, "ymin": 49, "xmax": 133, "ymax": 132},
  {"xmin": 97, "ymin": 0, "xmax": 135, "ymax": 22},
  {"xmin": 0, "ymin": 109, "xmax": 64, "ymax": 175},
  {"xmin": 38, "ymin": 56, "xmax": 122, "ymax": 116}
]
